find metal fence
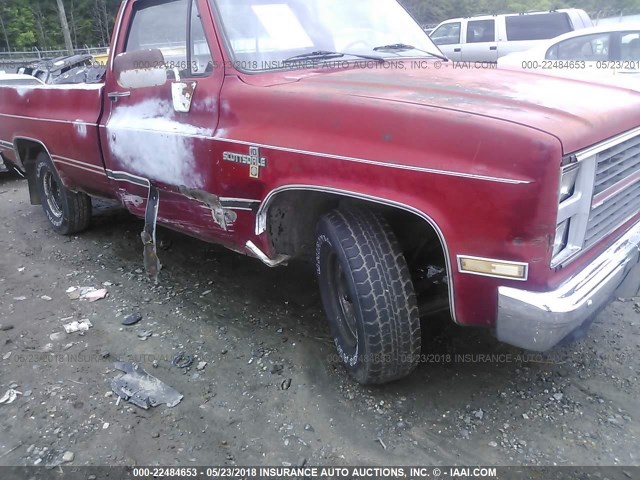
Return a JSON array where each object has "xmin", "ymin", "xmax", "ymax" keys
[{"xmin": 0, "ymin": 46, "xmax": 108, "ymax": 73}]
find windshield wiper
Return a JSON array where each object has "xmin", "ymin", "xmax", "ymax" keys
[
  {"xmin": 283, "ymin": 50, "xmax": 384, "ymax": 64},
  {"xmin": 372, "ymin": 43, "xmax": 449, "ymax": 62}
]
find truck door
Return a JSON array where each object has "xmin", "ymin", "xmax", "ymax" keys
[
  {"xmin": 430, "ymin": 21, "xmax": 463, "ymax": 61},
  {"xmin": 462, "ymin": 19, "xmax": 498, "ymax": 62},
  {"xmin": 99, "ymin": 0, "xmax": 232, "ymax": 239}
]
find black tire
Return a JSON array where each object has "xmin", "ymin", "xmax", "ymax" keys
[
  {"xmin": 35, "ymin": 152, "xmax": 92, "ymax": 235},
  {"xmin": 316, "ymin": 206, "xmax": 421, "ymax": 384}
]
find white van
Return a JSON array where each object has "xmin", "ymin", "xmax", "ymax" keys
[{"xmin": 430, "ymin": 9, "xmax": 593, "ymax": 62}]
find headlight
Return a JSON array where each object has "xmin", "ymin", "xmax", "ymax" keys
[
  {"xmin": 559, "ymin": 164, "xmax": 579, "ymax": 203},
  {"xmin": 553, "ymin": 219, "xmax": 570, "ymax": 257}
]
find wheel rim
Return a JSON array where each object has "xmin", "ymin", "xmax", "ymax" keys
[
  {"xmin": 328, "ymin": 252, "xmax": 358, "ymax": 349},
  {"xmin": 43, "ymin": 170, "xmax": 63, "ymax": 218}
]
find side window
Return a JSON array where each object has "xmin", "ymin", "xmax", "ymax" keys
[
  {"xmin": 431, "ymin": 22, "xmax": 461, "ymax": 46},
  {"xmin": 555, "ymin": 34, "xmax": 610, "ymax": 61},
  {"xmin": 466, "ymin": 20, "xmax": 495, "ymax": 43},
  {"xmin": 505, "ymin": 13, "xmax": 572, "ymax": 41},
  {"xmin": 125, "ymin": 0, "xmax": 212, "ymax": 77},
  {"xmin": 545, "ymin": 45, "xmax": 559, "ymax": 60},
  {"xmin": 126, "ymin": 0, "xmax": 189, "ymax": 69},
  {"xmin": 621, "ymin": 32, "xmax": 640, "ymax": 60},
  {"xmin": 189, "ymin": 0, "xmax": 213, "ymax": 76}
]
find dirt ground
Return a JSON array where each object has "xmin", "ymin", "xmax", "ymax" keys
[{"xmin": 0, "ymin": 172, "xmax": 639, "ymax": 469}]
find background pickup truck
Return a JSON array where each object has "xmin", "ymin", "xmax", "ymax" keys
[{"xmin": 1, "ymin": 0, "xmax": 640, "ymax": 385}]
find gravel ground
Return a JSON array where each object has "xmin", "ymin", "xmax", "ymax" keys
[{"xmin": 0, "ymin": 172, "xmax": 639, "ymax": 469}]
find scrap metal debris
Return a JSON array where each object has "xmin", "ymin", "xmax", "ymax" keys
[
  {"xmin": 38, "ymin": 448, "xmax": 74, "ymax": 468},
  {"xmin": 172, "ymin": 351, "xmax": 194, "ymax": 369},
  {"xmin": 178, "ymin": 186, "xmax": 237, "ymax": 231},
  {"xmin": 0, "ymin": 389, "xmax": 22, "ymax": 405},
  {"xmin": 111, "ymin": 362, "xmax": 183, "ymax": 409},
  {"xmin": 141, "ymin": 186, "xmax": 161, "ymax": 284}
]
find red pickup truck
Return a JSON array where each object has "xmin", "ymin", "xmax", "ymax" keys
[{"xmin": 1, "ymin": 0, "xmax": 640, "ymax": 385}]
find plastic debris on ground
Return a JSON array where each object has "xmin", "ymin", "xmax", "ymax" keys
[
  {"xmin": 111, "ymin": 362, "xmax": 183, "ymax": 410},
  {"xmin": 196, "ymin": 361, "xmax": 207, "ymax": 371},
  {"xmin": 0, "ymin": 389, "xmax": 22, "ymax": 405},
  {"xmin": 66, "ymin": 287, "xmax": 108, "ymax": 302},
  {"xmin": 63, "ymin": 319, "xmax": 93, "ymax": 334},
  {"xmin": 121, "ymin": 313, "xmax": 142, "ymax": 326}
]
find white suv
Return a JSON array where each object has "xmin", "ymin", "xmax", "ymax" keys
[{"xmin": 430, "ymin": 9, "xmax": 592, "ymax": 62}]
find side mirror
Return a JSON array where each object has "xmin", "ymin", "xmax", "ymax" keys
[{"xmin": 113, "ymin": 49, "xmax": 167, "ymax": 89}]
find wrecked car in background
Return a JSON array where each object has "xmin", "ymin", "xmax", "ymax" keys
[
  {"xmin": 17, "ymin": 54, "xmax": 105, "ymax": 85},
  {"xmin": 1, "ymin": 0, "xmax": 640, "ymax": 385}
]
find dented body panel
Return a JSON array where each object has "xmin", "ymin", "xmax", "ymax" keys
[{"xmin": 1, "ymin": 0, "xmax": 639, "ymax": 340}]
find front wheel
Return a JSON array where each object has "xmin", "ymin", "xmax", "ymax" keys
[
  {"xmin": 35, "ymin": 152, "xmax": 92, "ymax": 235},
  {"xmin": 316, "ymin": 207, "xmax": 421, "ymax": 384}
]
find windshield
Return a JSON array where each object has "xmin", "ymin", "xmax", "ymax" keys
[{"xmin": 211, "ymin": 0, "xmax": 439, "ymax": 70}]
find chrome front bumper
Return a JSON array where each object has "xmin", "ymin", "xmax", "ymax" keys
[{"xmin": 497, "ymin": 221, "xmax": 640, "ymax": 351}]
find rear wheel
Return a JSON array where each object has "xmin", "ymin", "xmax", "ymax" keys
[
  {"xmin": 35, "ymin": 152, "xmax": 92, "ymax": 235},
  {"xmin": 316, "ymin": 206, "xmax": 421, "ymax": 384}
]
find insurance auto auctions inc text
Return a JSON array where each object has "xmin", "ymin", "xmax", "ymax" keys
[{"xmin": 256, "ymin": 467, "xmax": 498, "ymax": 478}]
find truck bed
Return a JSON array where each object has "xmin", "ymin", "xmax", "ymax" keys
[{"xmin": 0, "ymin": 83, "xmax": 111, "ymax": 196}]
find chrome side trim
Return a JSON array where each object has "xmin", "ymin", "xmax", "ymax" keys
[
  {"xmin": 105, "ymin": 169, "xmax": 151, "ymax": 187},
  {"xmin": 214, "ymin": 137, "xmax": 531, "ymax": 185},
  {"xmin": 52, "ymin": 155, "xmax": 105, "ymax": 173},
  {"xmin": 0, "ymin": 113, "xmax": 98, "ymax": 126},
  {"xmin": 457, "ymin": 255, "xmax": 529, "ymax": 282},
  {"xmin": 53, "ymin": 158, "xmax": 105, "ymax": 176},
  {"xmin": 218, "ymin": 197, "xmax": 261, "ymax": 211},
  {"xmin": 256, "ymin": 184, "xmax": 458, "ymax": 323},
  {"xmin": 246, "ymin": 241, "xmax": 290, "ymax": 268}
]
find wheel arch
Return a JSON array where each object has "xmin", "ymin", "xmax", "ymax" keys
[
  {"xmin": 256, "ymin": 185, "xmax": 457, "ymax": 323},
  {"xmin": 13, "ymin": 137, "xmax": 56, "ymax": 205}
]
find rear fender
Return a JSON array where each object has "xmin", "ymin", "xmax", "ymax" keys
[{"xmin": 13, "ymin": 137, "xmax": 61, "ymax": 206}]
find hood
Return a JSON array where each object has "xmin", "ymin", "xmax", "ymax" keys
[{"xmin": 272, "ymin": 62, "xmax": 640, "ymax": 153}]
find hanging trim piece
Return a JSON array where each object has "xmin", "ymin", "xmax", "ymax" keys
[{"xmin": 141, "ymin": 186, "xmax": 162, "ymax": 284}]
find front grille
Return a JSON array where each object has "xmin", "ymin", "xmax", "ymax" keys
[
  {"xmin": 593, "ymin": 135, "xmax": 640, "ymax": 195},
  {"xmin": 585, "ymin": 180, "xmax": 640, "ymax": 249},
  {"xmin": 585, "ymin": 132, "xmax": 640, "ymax": 249}
]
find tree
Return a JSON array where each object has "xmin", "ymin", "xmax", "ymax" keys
[
  {"xmin": 1, "ymin": 0, "xmax": 640, "ymax": 53},
  {"xmin": 0, "ymin": 7, "xmax": 10, "ymax": 50},
  {"xmin": 56, "ymin": 0, "xmax": 74, "ymax": 53}
]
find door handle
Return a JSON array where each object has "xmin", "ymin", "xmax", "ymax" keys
[
  {"xmin": 454, "ymin": 48, "xmax": 461, "ymax": 52},
  {"xmin": 108, "ymin": 91, "xmax": 131, "ymax": 101},
  {"xmin": 489, "ymin": 46, "xmax": 497, "ymax": 51}
]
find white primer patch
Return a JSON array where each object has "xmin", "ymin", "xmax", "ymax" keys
[
  {"xmin": 74, "ymin": 120, "xmax": 88, "ymax": 138},
  {"xmin": 107, "ymin": 99, "xmax": 212, "ymax": 188},
  {"xmin": 15, "ymin": 86, "xmax": 31, "ymax": 97}
]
